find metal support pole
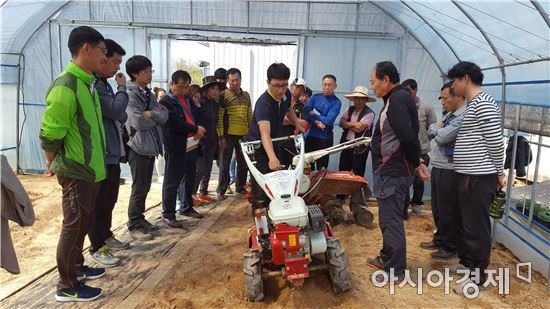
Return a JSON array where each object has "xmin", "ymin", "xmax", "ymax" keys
[
  {"xmin": 481, "ymin": 57, "xmax": 550, "ymax": 71},
  {"xmin": 503, "ymin": 106, "xmax": 521, "ymax": 225},
  {"xmin": 527, "ymin": 134, "xmax": 543, "ymax": 228},
  {"xmin": 531, "ymin": 0, "xmax": 550, "ymax": 28},
  {"xmin": 15, "ymin": 55, "xmax": 22, "ymax": 173},
  {"xmin": 166, "ymin": 34, "xmax": 170, "ymax": 87}
]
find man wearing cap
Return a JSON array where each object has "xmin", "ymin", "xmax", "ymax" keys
[
  {"xmin": 305, "ymin": 74, "xmax": 342, "ymax": 170},
  {"xmin": 279, "ymin": 78, "xmax": 309, "ymax": 167},
  {"xmin": 193, "ymin": 76, "xmax": 222, "ymax": 203},
  {"xmin": 338, "ymin": 85, "xmax": 376, "ymax": 177},
  {"xmin": 214, "ymin": 67, "xmax": 227, "ymax": 91}
]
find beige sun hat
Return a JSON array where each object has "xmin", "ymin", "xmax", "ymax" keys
[{"xmin": 344, "ymin": 85, "xmax": 376, "ymax": 102}]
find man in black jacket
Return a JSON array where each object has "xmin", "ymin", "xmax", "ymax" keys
[
  {"xmin": 159, "ymin": 70, "xmax": 205, "ymax": 228},
  {"xmin": 366, "ymin": 61, "xmax": 429, "ymax": 282}
]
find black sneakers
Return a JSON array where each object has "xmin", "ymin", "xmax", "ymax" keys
[
  {"xmin": 77, "ymin": 265, "xmax": 106, "ymax": 281},
  {"xmin": 55, "ymin": 283, "xmax": 102, "ymax": 302}
]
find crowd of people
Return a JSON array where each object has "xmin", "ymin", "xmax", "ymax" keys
[{"xmin": 40, "ymin": 26, "xmax": 505, "ymax": 302}]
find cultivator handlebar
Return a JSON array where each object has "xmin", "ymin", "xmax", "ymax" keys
[{"xmin": 292, "ymin": 137, "xmax": 372, "ymax": 167}]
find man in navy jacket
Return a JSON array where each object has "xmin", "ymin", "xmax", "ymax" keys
[{"xmin": 159, "ymin": 70, "xmax": 205, "ymax": 228}]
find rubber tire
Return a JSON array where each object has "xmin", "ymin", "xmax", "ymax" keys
[
  {"xmin": 353, "ymin": 208, "xmax": 374, "ymax": 228},
  {"xmin": 325, "ymin": 237, "xmax": 352, "ymax": 294},
  {"xmin": 243, "ymin": 249, "xmax": 264, "ymax": 302}
]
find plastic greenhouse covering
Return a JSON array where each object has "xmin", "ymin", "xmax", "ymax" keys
[{"xmin": 1, "ymin": 0, "xmax": 549, "ymax": 174}]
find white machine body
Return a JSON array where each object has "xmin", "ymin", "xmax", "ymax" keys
[{"xmin": 241, "ymin": 135, "xmax": 308, "ymax": 227}]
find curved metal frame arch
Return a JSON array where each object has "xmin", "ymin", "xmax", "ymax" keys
[
  {"xmin": 13, "ymin": 0, "xmax": 71, "ymax": 172},
  {"xmin": 531, "ymin": 0, "xmax": 550, "ymax": 28},
  {"xmin": 400, "ymin": 1, "xmax": 461, "ymax": 63},
  {"xmin": 369, "ymin": 1, "xmax": 445, "ymax": 76}
]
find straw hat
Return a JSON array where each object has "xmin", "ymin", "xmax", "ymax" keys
[{"xmin": 344, "ymin": 85, "xmax": 376, "ymax": 102}]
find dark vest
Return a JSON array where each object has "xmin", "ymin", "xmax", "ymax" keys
[{"xmin": 339, "ymin": 106, "xmax": 374, "ymax": 143}]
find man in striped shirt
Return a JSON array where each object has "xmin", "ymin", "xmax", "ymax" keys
[{"xmin": 446, "ymin": 61, "xmax": 506, "ymax": 295}]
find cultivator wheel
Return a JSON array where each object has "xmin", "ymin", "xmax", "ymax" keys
[
  {"xmin": 243, "ymin": 249, "xmax": 264, "ymax": 302},
  {"xmin": 325, "ymin": 237, "xmax": 352, "ymax": 294},
  {"xmin": 353, "ymin": 207, "xmax": 374, "ymax": 228}
]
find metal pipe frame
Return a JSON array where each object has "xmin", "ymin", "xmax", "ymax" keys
[
  {"xmin": 369, "ymin": 1, "xmax": 445, "ymax": 76},
  {"xmin": 400, "ymin": 0, "xmax": 461, "ymax": 63},
  {"xmin": 503, "ymin": 106, "xmax": 521, "ymax": 225},
  {"xmin": 527, "ymin": 134, "xmax": 543, "ymax": 228},
  {"xmin": 530, "ymin": 0, "xmax": 550, "ymax": 28},
  {"xmin": 452, "ymin": 0, "xmax": 507, "ymax": 128},
  {"xmin": 481, "ymin": 56, "xmax": 550, "ymax": 71}
]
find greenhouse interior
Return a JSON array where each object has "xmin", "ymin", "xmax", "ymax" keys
[{"xmin": 1, "ymin": 0, "xmax": 549, "ymax": 307}]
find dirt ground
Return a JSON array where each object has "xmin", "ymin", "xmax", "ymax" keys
[
  {"xmin": 0, "ymin": 174, "xmax": 162, "ymax": 300},
  {"xmin": 2, "ymin": 175, "xmax": 549, "ymax": 308}
]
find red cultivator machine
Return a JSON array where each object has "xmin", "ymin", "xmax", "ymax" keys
[
  {"xmin": 302, "ymin": 169, "xmax": 373, "ymax": 228},
  {"xmin": 240, "ymin": 135, "xmax": 352, "ymax": 302}
]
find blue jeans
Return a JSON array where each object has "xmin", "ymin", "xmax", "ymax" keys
[{"xmin": 229, "ymin": 154, "xmax": 237, "ymax": 182}]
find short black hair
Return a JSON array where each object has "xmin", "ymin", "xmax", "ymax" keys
[
  {"xmin": 267, "ymin": 63, "xmax": 290, "ymax": 81},
  {"xmin": 214, "ymin": 68, "xmax": 227, "ymax": 80},
  {"xmin": 227, "ymin": 68, "xmax": 241, "ymax": 78},
  {"xmin": 171, "ymin": 70, "xmax": 191, "ymax": 84},
  {"xmin": 440, "ymin": 81, "xmax": 453, "ymax": 91},
  {"xmin": 447, "ymin": 61, "xmax": 484, "ymax": 86},
  {"xmin": 374, "ymin": 61, "xmax": 400, "ymax": 84},
  {"xmin": 68, "ymin": 26, "xmax": 105, "ymax": 57},
  {"xmin": 322, "ymin": 74, "xmax": 337, "ymax": 83},
  {"xmin": 125, "ymin": 55, "xmax": 152, "ymax": 81},
  {"xmin": 305, "ymin": 87, "xmax": 312, "ymax": 97},
  {"xmin": 402, "ymin": 79, "xmax": 417, "ymax": 90},
  {"xmin": 105, "ymin": 39, "xmax": 126, "ymax": 58}
]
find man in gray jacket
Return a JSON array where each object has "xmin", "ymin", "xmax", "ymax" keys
[
  {"xmin": 402, "ymin": 79, "xmax": 437, "ymax": 216},
  {"xmin": 420, "ymin": 81, "xmax": 466, "ymax": 260},
  {"xmin": 125, "ymin": 55, "xmax": 168, "ymax": 240},
  {"xmin": 89, "ymin": 39, "xmax": 130, "ymax": 266}
]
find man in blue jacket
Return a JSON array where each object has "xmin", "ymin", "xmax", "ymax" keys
[{"xmin": 304, "ymin": 75, "xmax": 341, "ymax": 170}]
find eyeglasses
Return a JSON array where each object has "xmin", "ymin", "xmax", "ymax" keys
[
  {"xmin": 270, "ymin": 82, "xmax": 288, "ymax": 90},
  {"xmin": 140, "ymin": 69, "xmax": 155, "ymax": 74},
  {"xmin": 94, "ymin": 44, "xmax": 108, "ymax": 55}
]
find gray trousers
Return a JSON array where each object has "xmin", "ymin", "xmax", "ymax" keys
[
  {"xmin": 373, "ymin": 174, "xmax": 415, "ymax": 277},
  {"xmin": 193, "ymin": 142, "xmax": 217, "ymax": 195}
]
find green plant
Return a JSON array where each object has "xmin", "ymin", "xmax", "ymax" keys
[{"xmin": 176, "ymin": 59, "xmax": 204, "ymax": 85}]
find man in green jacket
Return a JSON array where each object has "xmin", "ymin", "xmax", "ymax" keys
[{"xmin": 40, "ymin": 26, "xmax": 107, "ymax": 302}]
